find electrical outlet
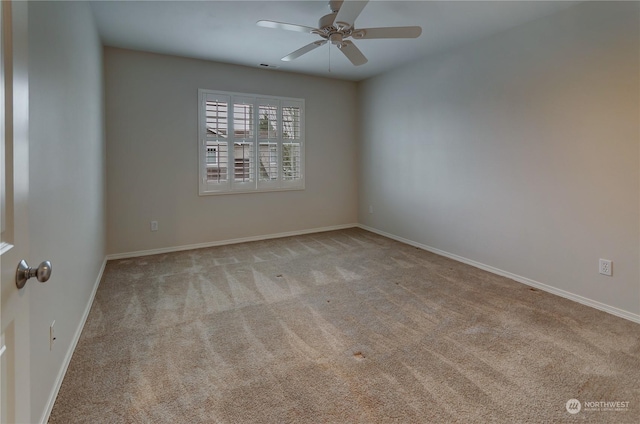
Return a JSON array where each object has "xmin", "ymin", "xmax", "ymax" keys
[
  {"xmin": 150, "ymin": 221, "xmax": 158, "ymax": 232},
  {"xmin": 50, "ymin": 321, "xmax": 56, "ymax": 350},
  {"xmin": 368, "ymin": 205, "xmax": 373, "ymax": 214},
  {"xmin": 599, "ymin": 259, "xmax": 612, "ymax": 276}
]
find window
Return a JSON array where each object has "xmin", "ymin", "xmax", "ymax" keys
[{"xmin": 199, "ymin": 90, "xmax": 305, "ymax": 195}]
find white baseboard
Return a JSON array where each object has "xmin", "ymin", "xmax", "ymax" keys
[
  {"xmin": 358, "ymin": 224, "xmax": 640, "ymax": 325},
  {"xmin": 106, "ymin": 223, "xmax": 359, "ymax": 260},
  {"xmin": 40, "ymin": 257, "xmax": 108, "ymax": 424}
]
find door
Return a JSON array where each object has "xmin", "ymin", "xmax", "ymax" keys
[{"xmin": 1, "ymin": 1, "xmax": 30, "ymax": 423}]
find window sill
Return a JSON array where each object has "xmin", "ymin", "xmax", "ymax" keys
[{"xmin": 198, "ymin": 185, "xmax": 305, "ymax": 197}]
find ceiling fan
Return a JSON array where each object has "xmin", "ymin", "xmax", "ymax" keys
[{"xmin": 257, "ymin": 0, "xmax": 422, "ymax": 66}]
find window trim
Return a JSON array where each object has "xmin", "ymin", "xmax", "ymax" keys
[{"xmin": 198, "ymin": 89, "xmax": 305, "ymax": 196}]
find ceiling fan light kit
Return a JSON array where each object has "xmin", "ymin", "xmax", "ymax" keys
[{"xmin": 256, "ymin": 0, "xmax": 422, "ymax": 67}]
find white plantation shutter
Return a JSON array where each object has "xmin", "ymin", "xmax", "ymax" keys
[
  {"xmin": 201, "ymin": 93, "xmax": 231, "ymax": 191},
  {"xmin": 205, "ymin": 100, "xmax": 228, "ymax": 138},
  {"xmin": 232, "ymin": 97, "xmax": 256, "ymax": 189},
  {"xmin": 258, "ymin": 140, "xmax": 279, "ymax": 183},
  {"xmin": 198, "ymin": 89, "xmax": 304, "ymax": 195},
  {"xmin": 205, "ymin": 143, "xmax": 228, "ymax": 182},
  {"xmin": 258, "ymin": 104, "xmax": 278, "ymax": 139},
  {"xmin": 233, "ymin": 142, "xmax": 254, "ymax": 182},
  {"xmin": 233, "ymin": 103, "xmax": 253, "ymax": 137},
  {"xmin": 282, "ymin": 105, "xmax": 301, "ymax": 139},
  {"xmin": 282, "ymin": 101, "xmax": 304, "ymax": 186},
  {"xmin": 258, "ymin": 100, "xmax": 280, "ymax": 188}
]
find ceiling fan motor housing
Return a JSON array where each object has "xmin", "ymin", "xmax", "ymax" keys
[{"xmin": 329, "ymin": 33, "xmax": 343, "ymax": 45}]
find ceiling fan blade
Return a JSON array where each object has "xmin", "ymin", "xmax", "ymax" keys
[
  {"xmin": 353, "ymin": 26, "xmax": 422, "ymax": 39},
  {"xmin": 256, "ymin": 20, "xmax": 317, "ymax": 34},
  {"xmin": 337, "ymin": 40, "xmax": 367, "ymax": 66},
  {"xmin": 282, "ymin": 40, "xmax": 327, "ymax": 62},
  {"xmin": 335, "ymin": 0, "xmax": 369, "ymax": 29}
]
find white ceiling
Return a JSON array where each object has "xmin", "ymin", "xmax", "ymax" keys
[{"xmin": 90, "ymin": 1, "xmax": 579, "ymax": 81}]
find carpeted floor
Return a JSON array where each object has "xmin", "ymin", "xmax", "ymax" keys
[{"xmin": 49, "ymin": 228, "xmax": 640, "ymax": 423}]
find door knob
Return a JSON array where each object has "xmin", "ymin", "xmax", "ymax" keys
[{"xmin": 16, "ymin": 259, "xmax": 52, "ymax": 289}]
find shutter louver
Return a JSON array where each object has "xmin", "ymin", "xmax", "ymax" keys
[
  {"xmin": 232, "ymin": 99, "xmax": 256, "ymax": 186},
  {"xmin": 282, "ymin": 106, "xmax": 302, "ymax": 181},
  {"xmin": 233, "ymin": 142, "xmax": 254, "ymax": 182},
  {"xmin": 282, "ymin": 106, "xmax": 301, "ymax": 140},
  {"xmin": 206, "ymin": 142, "xmax": 229, "ymax": 182},
  {"xmin": 259, "ymin": 105, "xmax": 278, "ymax": 139},
  {"xmin": 259, "ymin": 142, "xmax": 278, "ymax": 181},
  {"xmin": 259, "ymin": 104, "xmax": 279, "ymax": 182},
  {"xmin": 205, "ymin": 100, "xmax": 228, "ymax": 138},
  {"xmin": 204, "ymin": 97, "xmax": 230, "ymax": 183},
  {"xmin": 234, "ymin": 102, "xmax": 254, "ymax": 139}
]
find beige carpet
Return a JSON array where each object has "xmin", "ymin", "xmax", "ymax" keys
[{"xmin": 49, "ymin": 228, "xmax": 640, "ymax": 423}]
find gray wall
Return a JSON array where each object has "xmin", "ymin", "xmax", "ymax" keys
[
  {"xmin": 357, "ymin": 1, "xmax": 640, "ymax": 316},
  {"xmin": 105, "ymin": 48, "xmax": 358, "ymax": 255},
  {"xmin": 28, "ymin": 1, "xmax": 105, "ymax": 421}
]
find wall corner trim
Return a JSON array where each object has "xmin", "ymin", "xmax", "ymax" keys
[
  {"xmin": 358, "ymin": 224, "xmax": 640, "ymax": 325},
  {"xmin": 39, "ymin": 257, "xmax": 108, "ymax": 424},
  {"xmin": 106, "ymin": 223, "xmax": 360, "ymax": 260}
]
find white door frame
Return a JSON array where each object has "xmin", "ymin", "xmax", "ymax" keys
[{"xmin": 1, "ymin": 1, "xmax": 30, "ymax": 422}]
